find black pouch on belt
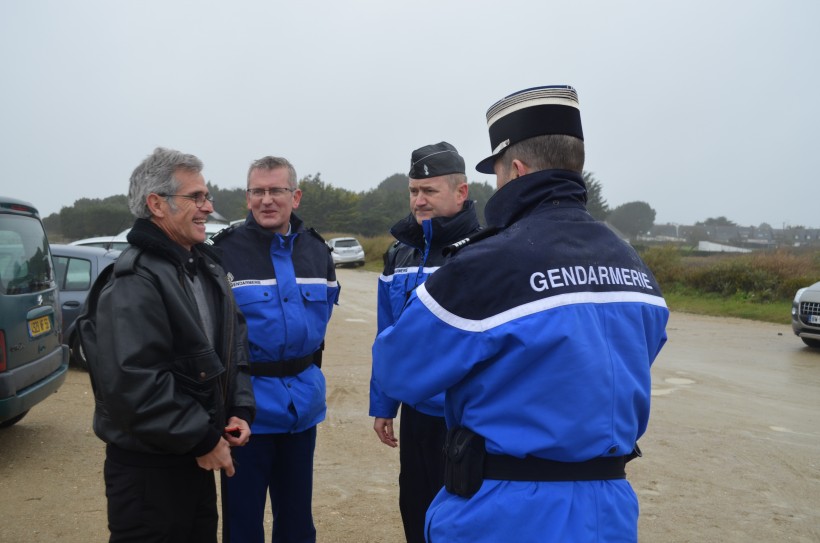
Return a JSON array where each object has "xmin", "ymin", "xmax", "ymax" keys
[{"xmin": 443, "ymin": 427, "xmax": 486, "ymax": 499}]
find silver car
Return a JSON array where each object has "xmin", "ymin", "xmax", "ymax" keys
[
  {"xmin": 791, "ymin": 282, "xmax": 820, "ymax": 348},
  {"xmin": 327, "ymin": 237, "xmax": 365, "ymax": 267},
  {"xmin": 50, "ymin": 244, "xmax": 120, "ymax": 369}
]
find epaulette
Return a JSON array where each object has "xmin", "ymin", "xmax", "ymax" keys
[
  {"xmin": 383, "ymin": 240, "xmax": 401, "ymax": 267},
  {"xmin": 206, "ymin": 222, "xmax": 240, "ymax": 246},
  {"xmin": 442, "ymin": 226, "xmax": 501, "ymax": 257},
  {"xmin": 307, "ymin": 227, "xmax": 326, "ymax": 244},
  {"xmin": 307, "ymin": 228, "xmax": 333, "ymax": 253}
]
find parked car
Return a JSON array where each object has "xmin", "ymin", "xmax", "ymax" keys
[
  {"xmin": 70, "ymin": 223, "xmax": 228, "ymax": 250},
  {"xmin": 327, "ymin": 237, "xmax": 366, "ymax": 267},
  {"xmin": 791, "ymin": 282, "xmax": 820, "ymax": 348},
  {"xmin": 50, "ymin": 244, "xmax": 120, "ymax": 369},
  {"xmin": 0, "ymin": 197, "xmax": 69, "ymax": 428},
  {"xmin": 69, "ymin": 233, "xmax": 129, "ymax": 251}
]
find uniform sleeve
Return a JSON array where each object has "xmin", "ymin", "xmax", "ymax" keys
[
  {"xmin": 370, "ymin": 257, "xmax": 401, "ymax": 418},
  {"xmin": 376, "ymin": 273, "xmax": 396, "ymax": 334},
  {"xmin": 372, "ymin": 280, "xmax": 489, "ymax": 409}
]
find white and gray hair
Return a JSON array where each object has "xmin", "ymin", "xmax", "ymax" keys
[{"xmin": 128, "ymin": 147, "xmax": 203, "ymax": 218}]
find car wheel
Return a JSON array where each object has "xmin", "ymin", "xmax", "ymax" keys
[
  {"xmin": 0, "ymin": 410, "xmax": 29, "ymax": 428},
  {"xmin": 801, "ymin": 337, "xmax": 820, "ymax": 349},
  {"xmin": 70, "ymin": 333, "xmax": 89, "ymax": 371}
]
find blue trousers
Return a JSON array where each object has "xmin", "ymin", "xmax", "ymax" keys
[{"xmin": 224, "ymin": 427, "xmax": 317, "ymax": 543}]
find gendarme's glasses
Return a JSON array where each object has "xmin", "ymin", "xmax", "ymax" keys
[
  {"xmin": 158, "ymin": 193, "xmax": 214, "ymax": 208},
  {"xmin": 247, "ymin": 187, "xmax": 295, "ymax": 199}
]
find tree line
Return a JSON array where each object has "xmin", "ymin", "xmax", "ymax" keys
[{"xmin": 43, "ymin": 171, "xmax": 658, "ymax": 241}]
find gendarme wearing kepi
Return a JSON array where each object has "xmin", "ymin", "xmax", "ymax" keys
[
  {"xmin": 372, "ymin": 83, "xmax": 669, "ymax": 542},
  {"xmin": 475, "ymin": 85, "xmax": 583, "ymax": 174},
  {"xmin": 409, "ymin": 141, "xmax": 466, "ymax": 179}
]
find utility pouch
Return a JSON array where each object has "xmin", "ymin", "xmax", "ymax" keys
[{"xmin": 443, "ymin": 427, "xmax": 486, "ymax": 499}]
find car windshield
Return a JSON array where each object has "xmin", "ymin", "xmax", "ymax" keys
[
  {"xmin": 0, "ymin": 214, "xmax": 54, "ymax": 295},
  {"xmin": 334, "ymin": 239, "xmax": 360, "ymax": 248}
]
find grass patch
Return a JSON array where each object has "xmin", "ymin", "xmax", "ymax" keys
[
  {"xmin": 663, "ymin": 289, "xmax": 791, "ymax": 324},
  {"xmin": 331, "ymin": 235, "xmax": 807, "ymax": 325}
]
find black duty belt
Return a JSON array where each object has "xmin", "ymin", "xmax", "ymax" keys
[
  {"xmin": 249, "ymin": 351, "xmax": 320, "ymax": 378},
  {"xmin": 484, "ymin": 453, "xmax": 626, "ymax": 482}
]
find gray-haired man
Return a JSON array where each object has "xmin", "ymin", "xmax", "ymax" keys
[{"xmin": 79, "ymin": 147, "xmax": 255, "ymax": 543}]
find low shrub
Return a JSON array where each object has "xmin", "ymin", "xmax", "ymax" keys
[{"xmin": 641, "ymin": 247, "xmax": 820, "ymax": 303}]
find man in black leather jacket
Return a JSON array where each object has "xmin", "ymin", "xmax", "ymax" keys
[{"xmin": 81, "ymin": 147, "xmax": 255, "ymax": 543}]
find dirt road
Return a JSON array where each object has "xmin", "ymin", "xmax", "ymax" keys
[{"xmin": 1, "ymin": 267, "xmax": 818, "ymax": 542}]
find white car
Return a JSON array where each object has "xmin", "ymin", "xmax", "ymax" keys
[
  {"xmin": 70, "ymin": 223, "xmax": 228, "ymax": 250},
  {"xmin": 791, "ymin": 282, "xmax": 820, "ymax": 348},
  {"xmin": 69, "ymin": 234, "xmax": 129, "ymax": 251},
  {"xmin": 327, "ymin": 237, "xmax": 365, "ymax": 267}
]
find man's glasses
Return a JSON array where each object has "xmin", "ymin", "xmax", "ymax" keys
[
  {"xmin": 158, "ymin": 193, "xmax": 214, "ymax": 208},
  {"xmin": 247, "ymin": 187, "xmax": 295, "ymax": 199}
]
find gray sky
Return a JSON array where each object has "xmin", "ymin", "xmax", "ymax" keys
[{"xmin": 1, "ymin": 0, "xmax": 817, "ymax": 229}]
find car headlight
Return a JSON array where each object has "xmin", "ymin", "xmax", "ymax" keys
[{"xmin": 794, "ymin": 288, "xmax": 808, "ymax": 303}]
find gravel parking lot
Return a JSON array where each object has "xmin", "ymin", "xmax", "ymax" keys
[{"xmin": 1, "ymin": 267, "xmax": 818, "ymax": 542}]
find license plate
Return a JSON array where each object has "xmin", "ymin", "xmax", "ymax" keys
[
  {"xmin": 810, "ymin": 315, "xmax": 820, "ymax": 325},
  {"xmin": 28, "ymin": 315, "xmax": 51, "ymax": 337}
]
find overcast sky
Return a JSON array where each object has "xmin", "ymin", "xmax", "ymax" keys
[{"xmin": 1, "ymin": 0, "xmax": 817, "ymax": 229}]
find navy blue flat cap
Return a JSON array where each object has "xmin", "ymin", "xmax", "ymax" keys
[
  {"xmin": 409, "ymin": 141, "xmax": 465, "ymax": 179},
  {"xmin": 476, "ymin": 85, "xmax": 583, "ymax": 174}
]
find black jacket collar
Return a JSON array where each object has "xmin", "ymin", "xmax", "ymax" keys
[
  {"xmin": 484, "ymin": 169, "xmax": 587, "ymax": 228},
  {"xmin": 390, "ymin": 200, "xmax": 481, "ymax": 250},
  {"xmin": 126, "ymin": 218, "xmax": 216, "ymax": 278}
]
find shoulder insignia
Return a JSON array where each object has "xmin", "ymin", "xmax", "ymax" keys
[
  {"xmin": 442, "ymin": 226, "xmax": 502, "ymax": 257},
  {"xmin": 307, "ymin": 227, "xmax": 327, "ymax": 244},
  {"xmin": 306, "ymin": 228, "xmax": 333, "ymax": 253},
  {"xmin": 383, "ymin": 240, "xmax": 401, "ymax": 267},
  {"xmin": 206, "ymin": 222, "xmax": 240, "ymax": 246}
]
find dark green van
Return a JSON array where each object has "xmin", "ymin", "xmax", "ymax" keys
[{"xmin": 0, "ymin": 197, "xmax": 68, "ymax": 427}]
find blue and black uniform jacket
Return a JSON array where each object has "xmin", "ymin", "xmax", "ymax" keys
[
  {"xmin": 369, "ymin": 200, "xmax": 481, "ymax": 419},
  {"xmin": 373, "ymin": 170, "xmax": 669, "ymax": 461},
  {"xmin": 215, "ymin": 212, "xmax": 339, "ymax": 434}
]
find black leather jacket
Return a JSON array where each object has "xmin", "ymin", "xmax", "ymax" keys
[{"xmin": 88, "ymin": 219, "xmax": 255, "ymax": 465}]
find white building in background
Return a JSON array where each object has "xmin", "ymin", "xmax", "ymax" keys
[{"xmin": 697, "ymin": 241, "xmax": 752, "ymax": 253}]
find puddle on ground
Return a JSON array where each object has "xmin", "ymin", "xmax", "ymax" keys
[
  {"xmin": 664, "ymin": 377, "xmax": 695, "ymax": 386},
  {"xmin": 769, "ymin": 426, "xmax": 792, "ymax": 433}
]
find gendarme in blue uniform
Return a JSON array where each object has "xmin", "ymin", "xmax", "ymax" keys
[
  {"xmin": 369, "ymin": 199, "xmax": 481, "ymax": 419},
  {"xmin": 373, "ymin": 170, "xmax": 669, "ymax": 542},
  {"xmin": 216, "ymin": 213, "xmax": 339, "ymax": 434},
  {"xmin": 214, "ymin": 211, "xmax": 339, "ymax": 543}
]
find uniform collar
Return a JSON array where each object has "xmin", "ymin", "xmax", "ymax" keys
[
  {"xmin": 484, "ymin": 169, "xmax": 587, "ymax": 228},
  {"xmin": 390, "ymin": 200, "xmax": 481, "ymax": 250}
]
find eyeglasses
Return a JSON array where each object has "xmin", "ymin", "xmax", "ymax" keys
[
  {"xmin": 158, "ymin": 192, "xmax": 214, "ymax": 208},
  {"xmin": 246, "ymin": 187, "xmax": 295, "ymax": 199}
]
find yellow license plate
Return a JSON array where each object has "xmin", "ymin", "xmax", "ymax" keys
[{"xmin": 28, "ymin": 315, "xmax": 52, "ymax": 337}]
